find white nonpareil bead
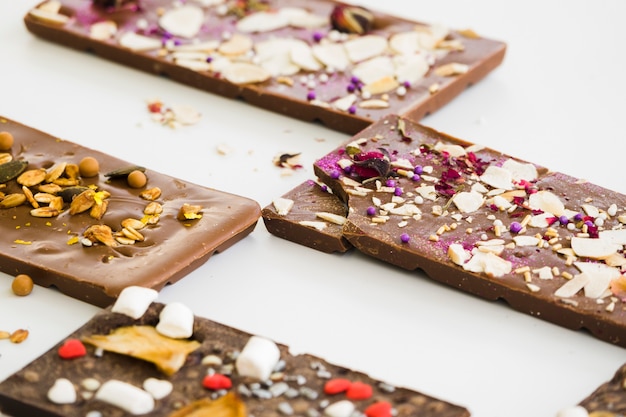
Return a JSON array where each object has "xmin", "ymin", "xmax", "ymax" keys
[
  {"xmin": 236, "ymin": 335, "xmax": 281, "ymax": 381},
  {"xmin": 155, "ymin": 302, "xmax": 194, "ymax": 339},
  {"xmin": 95, "ymin": 380, "xmax": 155, "ymax": 415},
  {"xmin": 111, "ymin": 286, "xmax": 158, "ymax": 319}
]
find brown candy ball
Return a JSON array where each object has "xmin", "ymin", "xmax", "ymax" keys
[
  {"xmin": 79, "ymin": 156, "xmax": 100, "ymax": 178},
  {"xmin": 0, "ymin": 131, "xmax": 14, "ymax": 151},
  {"xmin": 11, "ymin": 274, "xmax": 34, "ymax": 296},
  {"xmin": 127, "ymin": 170, "xmax": 147, "ymax": 188}
]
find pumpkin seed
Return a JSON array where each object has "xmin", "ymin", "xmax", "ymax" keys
[
  {"xmin": 58, "ymin": 186, "xmax": 90, "ymax": 203},
  {"xmin": 105, "ymin": 165, "xmax": 146, "ymax": 179},
  {"xmin": 0, "ymin": 160, "xmax": 28, "ymax": 183}
]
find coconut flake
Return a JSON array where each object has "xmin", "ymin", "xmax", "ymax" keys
[
  {"xmin": 316, "ymin": 212, "xmax": 347, "ymax": 225},
  {"xmin": 452, "ymin": 191, "xmax": 484, "ymax": 213},
  {"xmin": 480, "ymin": 166, "xmax": 514, "ymax": 190},
  {"xmin": 351, "ymin": 56, "xmax": 394, "ymax": 85},
  {"xmin": 448, "ymin": 243, "xmax": 469, "ymax": 266},
  {"xmin": 273, "ymin": 198, "xmax": 294, "ymax": 216},
  {"xmin": 554, "ymin": 273, "xmax": 591, "ymax": 298},
  {"xmin": 513, "ymin": 235, "xmax": 540, "ymax": 247},
  {"xmin": 571, "ymin": 236, "xmax": 621, "ymax": 260},
  {"xmin": 501, "ymin": 159, "xmax": 538, "ymax": 183},
  {"xmin": 434, "ymin": 141, "xmax": 466, "ymax": 158},
  {"xmin": 159, "ymin": 5, "xmax": 204, "ymax": 39},
  {"xmin": 299, "ymin": 220, "xmax": 327, "ymax": 231},
  {"xmin": 528, "ymin": 191, "xmax": 565, "ymax": 216},
  {"xmin": 389, "ymin": 31, "xmax": 422, "ymax": 55}
]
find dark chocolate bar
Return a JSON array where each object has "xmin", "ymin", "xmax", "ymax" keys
[
  {"xmin": 0, "ymin": 299, "xmax": 471, "ymax": 417},
  {"xmin": 266, "ymin": 114, "xmax": 626, "ymax": 348},
  {"xmin": 0, "ymin": 116, "xmax": 260, "ymax": 307},
  {"xmin": 24, "ymin": 0, "xmax": 505, "ymax": 134},
  {"xmin": 574, "ymin": 362, "xmax": 626, "ymax": 415}
]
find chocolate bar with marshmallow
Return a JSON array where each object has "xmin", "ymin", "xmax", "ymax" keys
[
  {"xmin": 24, "ymin": 0, "xmax": 505, "ymax": 134},
  {"xmin": 0, "ymin": 289, "xmax": 471, "ymax": 416},
  {"xmin": 265, "ymin": 113, "xmax": 626, "ymax": 347},
  {"xmin": 0, "ymin": 116, "xmax": 260, "ymax": 307}
]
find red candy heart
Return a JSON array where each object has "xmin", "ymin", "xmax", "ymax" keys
[
  {"xmin": 346, "ymin": 381, "xmax": 373, "ymax": 400},
  {"xmin": 324, "ymin": 378, "xmax": 352, "ymax": 395},
  {"xmin": 202, "ymin": 373, "xmax": 232, "ymax": 390},
  {"xmin": 364, "ymin": 401, "xmax": 392, "ymax": 417},
  {"xmin": 58, "ymin": 338, "xmax": 87, "ymax": 359}
]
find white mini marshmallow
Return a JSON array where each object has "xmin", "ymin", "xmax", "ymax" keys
[
  {"xmin": 95, "ymin": 380, "xmax": 155, "ymax": 415},
  {"xmin": 155, "ymin": 302, "xmax": 194, "ymax": 339},
  {"xmin": 111, "ymin": 286, "xmax": 158, "ymax": 319},
  {"xmin": 143, "ymin": 377, "xmax": 173, "ymax": 400},
  {"xmin": 235, "ymin": 335, "xmax": 280, "ymax": 381}
]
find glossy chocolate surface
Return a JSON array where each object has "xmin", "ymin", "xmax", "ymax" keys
[
  {"xmin": 0, "ymin": 302, "xmax": 470, "ymax": 417},
  {"xmin": 24, "ymin": 0, "xmax": 505, "ymax": 134},
  {"xmin": 306, "ymin": 114, "xmax": 626, "ymax": 347},
  {"xmin": 0, "ymin": 117, "xmax": 260, "ymax": 307}
]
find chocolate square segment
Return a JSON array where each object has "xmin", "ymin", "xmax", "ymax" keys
[
  {"xmin": 0, "ymin": 117, "xmax": 260, "ymax": 307},
  {"xmin": 24, "ymin": 0, "xmax": 505, "ymax": 134}
]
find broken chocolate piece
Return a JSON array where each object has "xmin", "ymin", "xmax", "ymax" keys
[
  {"xmin": 24, "ymin": 0, "xmax": 506, "ymax": 134},
  {"xmin": 262, "ymin": 180, "xmax": 352, "ymax": 253},
  {"xmin": 0, "ymin": 116, "xmax": 261, "ymax": 307},
  {"xmin": 0, "ymin": 302, "xmax": 471, "ymax": 417}
]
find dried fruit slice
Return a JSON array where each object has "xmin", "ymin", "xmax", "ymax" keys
[{"xmin": 82, "ymin": 325, "xmax": 201, "ymax": 376}]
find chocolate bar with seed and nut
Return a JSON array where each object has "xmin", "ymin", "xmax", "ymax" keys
[
  {"xmin": 0, "ymin": 116, "xmax": 260, "ymax": 307},
  {"xmin": 264, "ymin": 114, "xmax": 626, "ymax": 348},
  {"xmin": 0, "ymin": 300, "xmax": 471, "ymax": 417},
  {"xmin": 24, "ymin": 0, "xmax": 505, "ymax": 134}
]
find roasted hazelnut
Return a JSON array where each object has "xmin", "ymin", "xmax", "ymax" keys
[
  {"xmin": 127, "ymin": 170, "xmax": 147, "ymax": 188},
  {"xmin": 11, "ymin": 274, "xmax": 34, "ymax": 296},
  {"xmin": 0, "ymin": 131, "xmax": 14, "ymax": 151},
  {"xmin": 79, "ymin": 156, "xmax": 100, "ymax": 178}
]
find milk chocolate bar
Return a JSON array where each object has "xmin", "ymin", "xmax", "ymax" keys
[
  {"xmin": 24, "ymin": 0, "xmax": 506, "ymax": 134},
  {"xmin": 0, "ymin": 299, "xmax": 471, "ymax": 417},
  {"xmin": 262, "ymin": 179, "xmax": 352, "ymax": 253},
  {"xmin": 265, "ymin": 114, "xmax": 626, "ymax": 347},
  {"xmin": 0, "ymin": 116, "xmax": 260, "ymax": 307}
]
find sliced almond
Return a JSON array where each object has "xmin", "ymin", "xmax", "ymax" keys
[
  {"xmin": 28, "ymin": 8, "xmax": 69, "ymax": 25},
  {"xmin": 331, "ymin": 94, "xmax": 357, "ymax": 112},
  {"xmin": 480, "ymin": 166, "xmax": 513, "ymax": 190},
  {"xmin": 528, "ymin": 190, "xmax": 565, "ymax": 216},
  {"xmin": 352, "ymin": 56, "xmax": 394, "ymax": 85},
  {"xmin": 452, "ymin": 191, "xmax": 484, "ymax": 213},
  {"xmin": 119, "ymin": 32, "xmax": 162, "ymax": 52},
  {"xmin": 298, "ymin": 220, "xmax": 327, "ymax": 231},
  {"xmin": 236, "ymin": 11, "xmax": 290, "ymax": 33},
  {"xmin": 90, "ymin": 20, "xmax": 117, "ymax": 40},
  {"xmin": 289, "ymin": 42, "xmax": 322, "ymax": 72},
  {"xmin": 554, "ymin": 273, "xmax": 591, "ymax": 298},
  {"xmin": 389, "ymin": 31, "xmax": 422, "ymax": 55},
  {"xmin": 312, "ymin": 43, "xmax": 350, "ymax": 72},
  {"xmin": 169, "ymin": 40, "xmax": 220, "ymax": 53},
  {"xmin": 358, "ymin": 99, "xmax": 390, "ymax": 109},
  {"xmin": 218, "ymin": 33, "xmax": 253, "ymax": 56},
  {"xmin": 222, "ymin": 62, "xmax": 271, "ymax": 85},
  {"xmin": 393, "ymin": 53, "xmax": 429, "ymax": 84},
  {"xmin": 434, "ymin": 62, "xmax": 469, "ymax": 77},
  {"xmin": 343, "ymin": 35, "xmax": 388, "ymax": 63},
  {"xmin": 159, "ymin": 5, "xmax": 204, "ymax": 39},
  {"xmin": 174, "ymin": 58, "xmax": 212, "ymax": 72},
  {"xmin": 315, "ymin": 212, "xmax": 347, "ymax": 226}
]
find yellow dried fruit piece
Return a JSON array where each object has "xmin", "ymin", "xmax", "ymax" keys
[
  {"xmin": 90, "ymin": 199, "xmax": 109, "ymax": 220},
  {"xmin": 82, "ymin": 326, "xmax": 201, "ymax": 376},
  {"xmin": 9, "ymin": 329, "xmax": 29, "ymax": 343},
  {"xmin": 140, "ymin": 187, "xmax": 162, "ymax": 201},
  {"xmin": 169, "ymin": 392, "xmax": 247, "ymax": 417},
  {"xmin": 177, "ymin": 204, "xmax": 203, "ymax": 221}
]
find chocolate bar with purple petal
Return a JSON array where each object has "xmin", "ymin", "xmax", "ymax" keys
[
  {"xmin": 0, "ymin": 116, "xmax": 260, "ymax": 307},
  {"xmin": 265, "ymin": 114, "xmax": 626, "ymax": 347},
  {"xmin": 0, "ymin": 301, "xmax": 471, "ymax": 417},
  {"xmin": 24, "ymin": 0, "xmax": 505, "ymax": 134}
]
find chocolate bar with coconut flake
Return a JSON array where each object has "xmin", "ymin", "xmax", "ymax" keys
[
  {"xmin": 0, "ymin": 116, "xmax": 260, "ymax": 307},
  {"xmin": 265, "ymin": 114, "xmax": 626, "ymax": 348},
  {"xmin": 0, "ymin": 301, "xmax": 471, "ymax": 417},
  {"xmin": 24, "ymin": 0, "xmax": 505, "ymax": 134}
]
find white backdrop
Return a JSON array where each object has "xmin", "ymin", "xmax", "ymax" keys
[{"xmin": 1, "ymin": 2, "xmax": 625, "ymax": 417}]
